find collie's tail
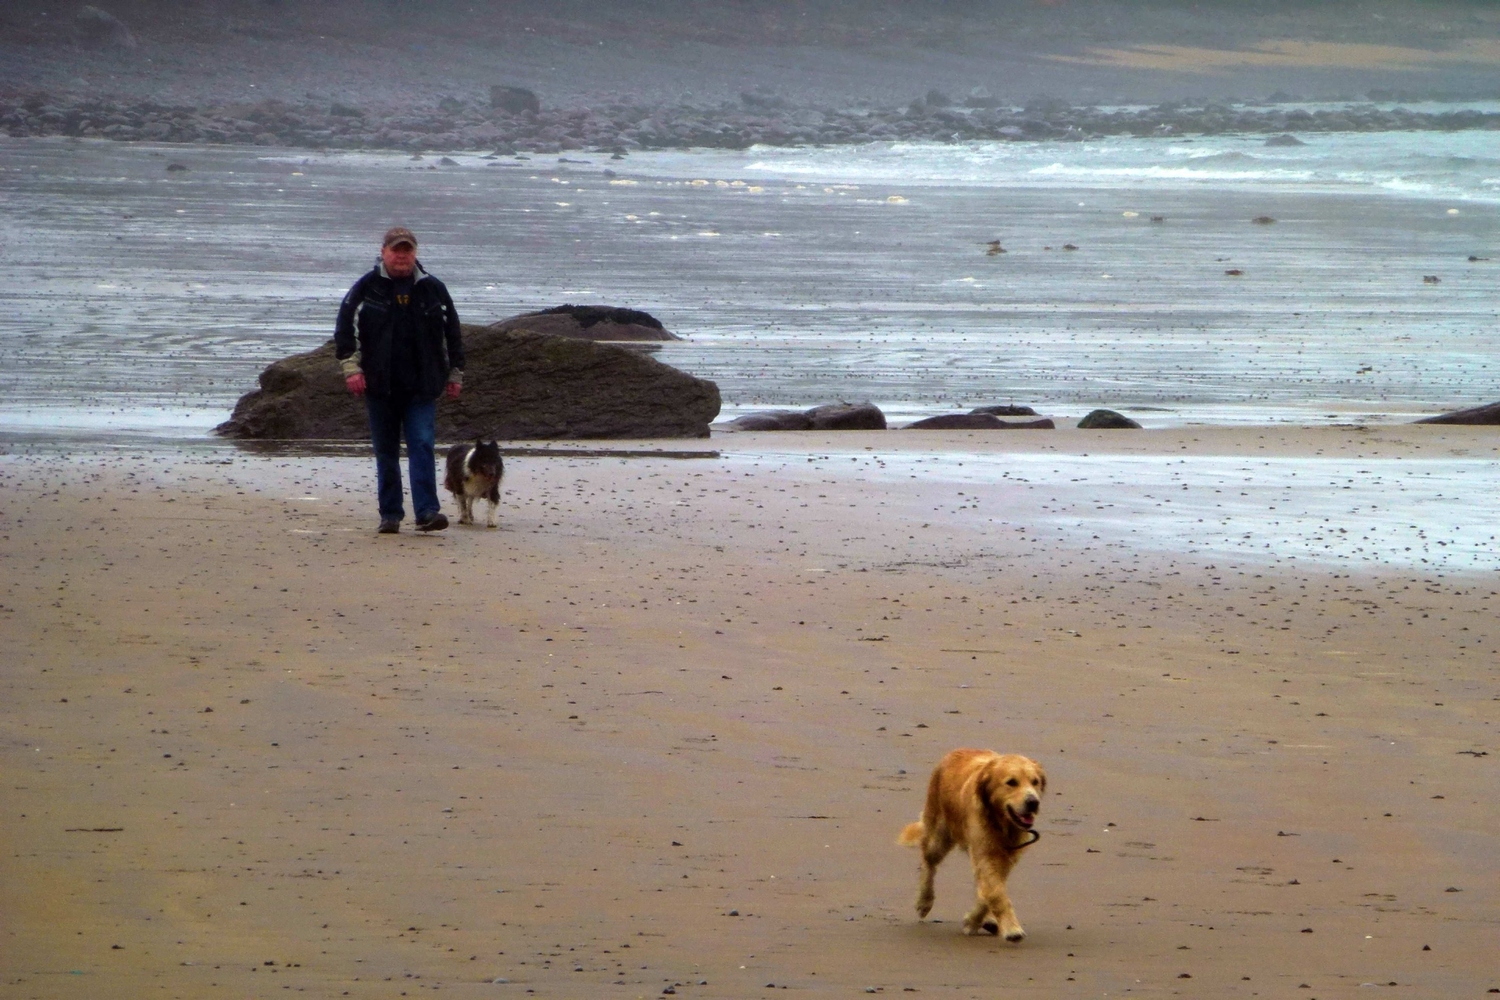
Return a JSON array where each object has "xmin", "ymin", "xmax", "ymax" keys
[{"xmin": 897, "ymin": 820, "xmax": 925, "ymax": 846}]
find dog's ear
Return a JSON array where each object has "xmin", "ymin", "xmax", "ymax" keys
[
  {"xmin": 976, "ymin": 761, "xmax": 1008, "ymax": 828},
  {"xmin": 1035, "ymin": 763, "xmax": 1047, "ymax": 794},
  {"xmin": 977, "ymin": 760, "xmax": 1005, "ymax": 806}
]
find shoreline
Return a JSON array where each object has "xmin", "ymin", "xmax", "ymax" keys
[
  {"xmin": 6, "ymin": 135, "xmax": 1497, "ymax": 443},
  {"xmin": 2, "ymin": 428, "xmax": 1496, "ymax": 998},
  {"xmin": 5, "ymin": 91, "xmax": 1499, "ymax": 155}
]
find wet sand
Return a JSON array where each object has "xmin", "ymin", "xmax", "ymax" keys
[{"xmin": 1, "ymin": 428, "xmax": 1497, "ymax": 999}]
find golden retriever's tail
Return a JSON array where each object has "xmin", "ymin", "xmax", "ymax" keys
[{"xmin": 897, "ymin": 820, "xmax": 925, "ymax": 846}]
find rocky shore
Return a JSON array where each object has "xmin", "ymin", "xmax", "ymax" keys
[{"xmin": 6, "ymin": 89, "xmax": 1498, "ymax": 154}]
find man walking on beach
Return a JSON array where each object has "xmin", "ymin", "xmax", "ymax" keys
[{"xmin": 335, "ymin": 226, "xmax": 464, "ymax": 534}]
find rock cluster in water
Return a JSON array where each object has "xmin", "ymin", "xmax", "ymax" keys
[
  {"xmin": 5, "ymin": 90, "xmax": 1497, "ymax": 152},
  {"xmin": 726, "ymin": 403, "xmax": 888, "ymax": 431}
]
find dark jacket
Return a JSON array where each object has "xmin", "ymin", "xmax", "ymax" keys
[{"xmin": 334, "ymin": 260, "xmax": 464, "ymax": 401}]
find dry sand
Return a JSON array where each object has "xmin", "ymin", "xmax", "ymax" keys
[{"xmin": 1, "ymin": 428, "xmax": 1496, "ymax": 999}]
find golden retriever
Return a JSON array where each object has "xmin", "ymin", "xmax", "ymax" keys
[{"xmin": 898, "ymin": 748, "xmax": 1046, "ymax": 940}]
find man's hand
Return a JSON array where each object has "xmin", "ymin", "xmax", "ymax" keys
[
  {"xmin": 445, "ymin": 382, "xmax": 461, "ymax": 401},
  {"xmin": 345, "ymin": 373, "xmax": 366, "ymax": 396}
]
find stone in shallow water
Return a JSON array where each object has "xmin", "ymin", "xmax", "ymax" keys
[
  {"xmin": 904, "ymin": 413, "xmax": 1054, "ymax": 430},
  {"xmin": 1077, "ymin": 409, "xmax": 1141, "ymax": 429},
  {"xmin": 970, "ymin": 404, "xmax": 1037, "ymax": 417},
  {"xmin": 806, "ymin": 402, "xmax": 886, "ymax": 430},
  {"xmin": 727, "ymin": 410, "xmax": 814, "ymax": 431}
]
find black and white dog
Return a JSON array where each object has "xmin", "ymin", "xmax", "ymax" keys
[{"xmin": 443, "ymin": 439, "xmax": 503, "ymax": 527}]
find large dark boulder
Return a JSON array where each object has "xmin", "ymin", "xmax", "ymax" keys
[
  {"xmin": 1077, "ymin": 408, "xmax": 1142, "ymax": 429},
  {"xmin": 905, "ymin": 413, "xmax": 1054, "ymax": 430},
  {"xmin": 1414, "ymin": 401, "xmax": 1500, "ymax": 425},
  {"xmin": 491, "ymin": 305, "xmax": 679, "ymax": 342},
  {"xmin": 216, "ymin": 324, "xmax": 720, "ymax": 440}
]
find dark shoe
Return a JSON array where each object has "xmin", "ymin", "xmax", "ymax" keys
[
  {"xmin": 377, "ymin": 519, "xmax": 400, "ymax": 534},
  {"xmin": 415, "ymin": 513, "xmax": 448, "ymax": 532}
]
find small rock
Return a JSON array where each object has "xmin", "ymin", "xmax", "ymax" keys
[
  {"xmin": 970, "ymin": 404, "xmax": 1037, "ymax": 416},
  {"xmin": 491, "ymin": 86, "xmax": 540, "ymax": 115},
  {"xmin": 806, "ymin": 401, "xmax": 886, "ymax": 430},
  {"xmin": 1077, "ymin": 409, "xmax": 1141, "ymax": 429},
  {"xmin": 741, "ymin": 89, "xmax": 789, "ymax": 110},
  {"xmin": 904, "ymin": 413, "xmax": 1053, "ymax": 430}
]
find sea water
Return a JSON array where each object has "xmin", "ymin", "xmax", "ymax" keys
[{"xmin": 1, "ymin": 125, "xmax": 1497, "ymax": 438}]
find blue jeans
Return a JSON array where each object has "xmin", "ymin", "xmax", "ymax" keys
[{"xmin": 365, "ymin": 394, "xmax": 441, "ymax": 523}]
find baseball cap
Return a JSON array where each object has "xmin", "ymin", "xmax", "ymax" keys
[{"xmin": 382, "ymin": 226, "xmax": 418, "ymax": 249}]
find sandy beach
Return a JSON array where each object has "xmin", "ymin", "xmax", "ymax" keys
[{"xmin": 2, "ymin": 426, "xmax": 1495, "ymax": 999}]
